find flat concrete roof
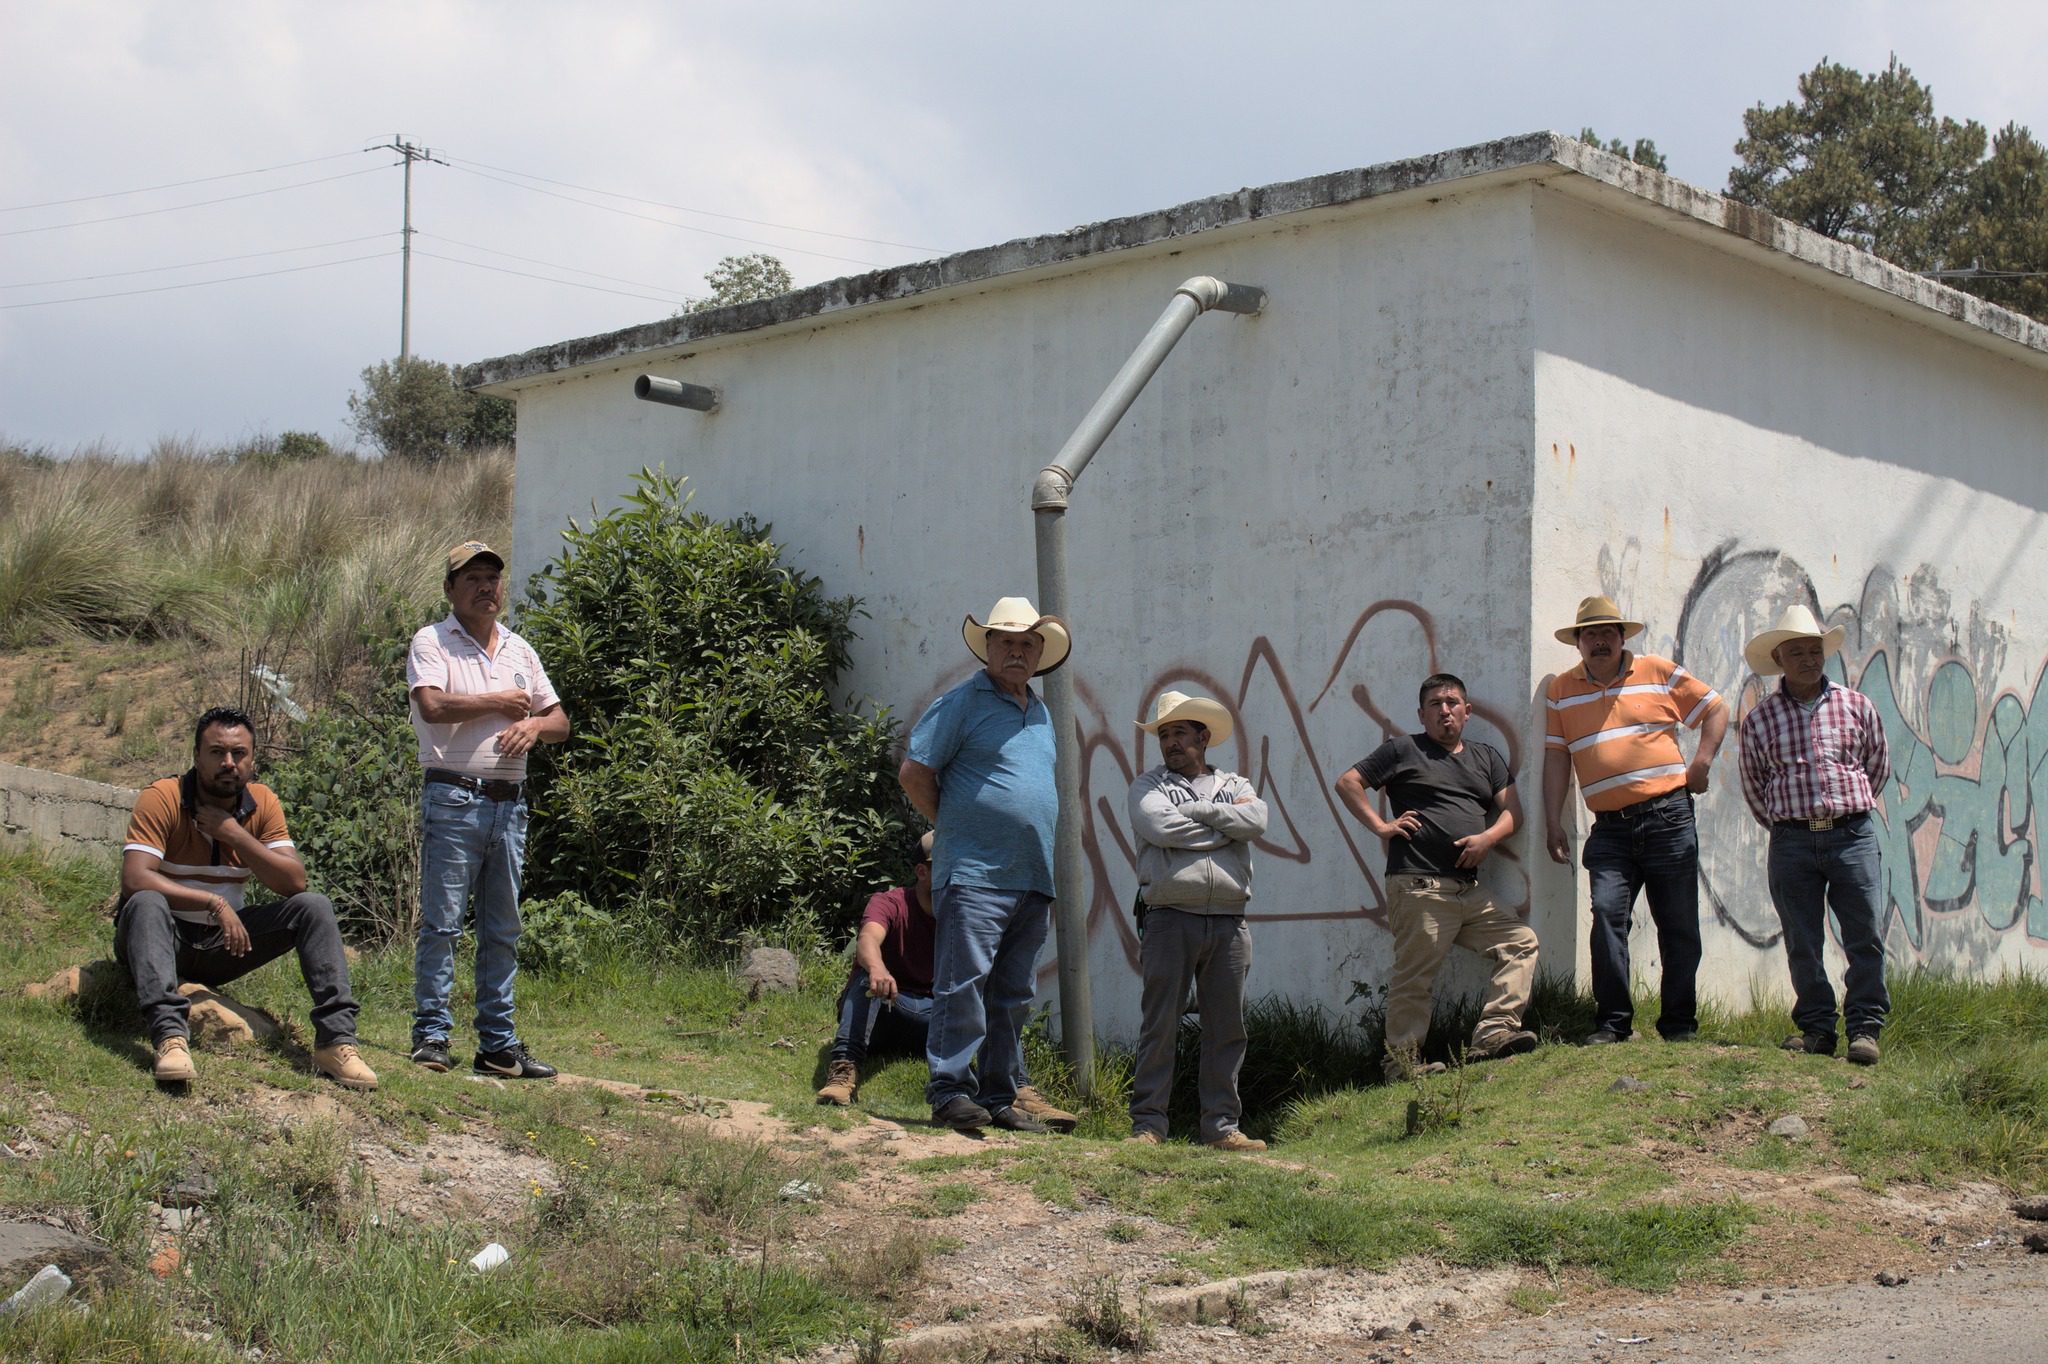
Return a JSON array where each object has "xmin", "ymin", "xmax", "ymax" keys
[{"xmin": 462, "ymin": 131, "xmax": 2048, "ymax": 392}]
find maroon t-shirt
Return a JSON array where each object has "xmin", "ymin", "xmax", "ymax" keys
[{"xmin": 858, "ymin": 885, "xmax": 935, "ymax": 996}]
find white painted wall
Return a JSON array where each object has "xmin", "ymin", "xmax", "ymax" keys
[
  {"xmin": 512, "ymin": 185, "xmax": 1544, "ymax": 1044},
  {"xmin": 1529, "ymin": 184, "xmax": 2048, "ymax": 1017},
  {"xmin": 506, "ymin": 167, "xmax": 2048, "ymax": 1045}
]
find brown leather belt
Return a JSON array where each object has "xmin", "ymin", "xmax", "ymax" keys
[
  {"xmin": 424, "ymin": 768, "xmax": 525, "ymax": 802},
  {"xmin": 1774, "ymin": 811, "xmax": 1868, "ymax": 832}
]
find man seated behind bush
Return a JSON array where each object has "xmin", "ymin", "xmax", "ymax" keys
[
  {"xmin": 113, "ymin": 706, "xmax": 378, "ymax": 1091},
  {"xmin": 817, "ymin": 832, "xmax": 1074, "ymax": 1130}
]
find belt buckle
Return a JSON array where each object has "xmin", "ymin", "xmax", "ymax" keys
[{"xmin": 1805, "ymin": 816, "xmax": 1835, "ymax": 831}]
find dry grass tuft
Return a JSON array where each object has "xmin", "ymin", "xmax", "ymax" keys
[{"xmin": 0, "ymin": 442, "xmax": 514, "ymax": 721}]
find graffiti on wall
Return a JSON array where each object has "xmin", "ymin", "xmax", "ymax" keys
[
  {"xmin": 907, "ymin": 544, "xmax": 2048, "ymax": 996},
  {"xmin": 909, "ymin": 601, "xmax": 1531, "ymax": 977},
  {"xmin": 1642, "ymin": 540, "xmax": 2048, "ymax": 961}
]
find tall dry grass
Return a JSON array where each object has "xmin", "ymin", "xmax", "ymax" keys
[{"xmin": 0, "ymin": 442, "xmax": 515, "ymax": 719}]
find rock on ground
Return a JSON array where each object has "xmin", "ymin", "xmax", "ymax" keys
[
  {"xmin": 20, "ymin": 960, "xmax": 279, "ymax": 1043},
  {"xmin": 0, "ymin": 1220, "xmax": 114, "ymax": 1292},
  {"xmin": 739, "ymin": 947, "xmax": 800, "ymax": 999}
]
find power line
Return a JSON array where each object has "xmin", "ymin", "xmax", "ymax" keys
[
  {"xmin": 443, "ymin": 163, "xmax": 886, "ymax": 268},
  {"xmin": 422, "ymin": 233, "xmax": 693, "ymax": 297},
  {"xmin": 440, "ymin": 154, "xmax": 944, "ymax": 254},
  {"xmin": 0, "ymin": 233, "xmax": 394, "ymax": 290},
  {"xmin": 0, "ymin": 166, "xmax": 390, "ymax": 238},
  {"xmin": 0, "ymin": 150, "xmax": 367, "ymax": 214},
  {"xmin": 0, "ymin": 251, "xmax": 391, "ymax": 310},
  {"xmin": 412, "ymin": 250, "xmax": 690, "ymax": 307}
]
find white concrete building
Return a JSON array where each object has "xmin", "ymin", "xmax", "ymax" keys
[{"xmin": 467, "ymin": 132, "xmax": 2048, "ymax": 1044}]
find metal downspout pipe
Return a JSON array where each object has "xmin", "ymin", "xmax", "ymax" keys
[{"xmin": 1030, "ymin": 275, "xmax": 1266, "ymax": 1094}]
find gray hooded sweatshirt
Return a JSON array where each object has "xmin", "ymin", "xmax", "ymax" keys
[{"xmin": 1128, "ymin": 765, "xmax": 1269, "ymax": 912}]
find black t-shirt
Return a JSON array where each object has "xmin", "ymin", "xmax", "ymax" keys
[{"xmin": 1350, "ymin": 733, "xmax": 1513, "ymax": 878}]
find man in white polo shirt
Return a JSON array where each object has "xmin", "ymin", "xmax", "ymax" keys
[{"xmin": 407, "ymin": 540, "xmax": 570, "ymax": 1079}]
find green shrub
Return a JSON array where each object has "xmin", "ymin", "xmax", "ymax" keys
[
  {"xmin": 516, "ymin": 467, "xmax": 911, "ymax": 949},
  {"xmin": 518, "ymin": 890, "xmax": 614, "ymax": 976},
  {"xmin": 278, "ymin": 430, "xmax": 335, "ymax": 462},
  {"xmin": 348, "ymin": 357, "xmax": 506, "ymax": 465},
  {"xmin": 264, "ymin": 637, "xmax": 421, "ymax": 942}
]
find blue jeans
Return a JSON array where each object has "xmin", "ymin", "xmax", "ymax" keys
[
  {"xmin": 831, "ymin": 967, "xmax": 935, "ymax": 1065},
  {"xmin": 414, "ymin": 781, "xmax": 528, "ymax": 1052},
  {"xmin": 1768, "ymin": 814, "xmax": 1888, "ymax": 1039},
  {"xmin": 1584, "ymin": 789, "xmax": 1701, "ymax": 1038},
  {"xmin": 924, "ymin": 884, "xmax": 1050, "ymax": 1110}
]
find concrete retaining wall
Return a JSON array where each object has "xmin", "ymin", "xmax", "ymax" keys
[{"xmin": 0, "ymin": 763, "xmax": 135, "ymax": 859}]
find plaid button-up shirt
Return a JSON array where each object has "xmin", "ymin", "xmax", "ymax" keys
[{"xmin": 1738, "ymin": 679, "xmax": 1890, "ymax": 826}]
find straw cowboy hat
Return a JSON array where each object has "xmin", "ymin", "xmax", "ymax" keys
[
  {"xmin": 1137, "ymin": 690, "xmax": 1234, "ymax": 746},
  {"xmin": 1554, "ymin": 595, "xmax": 1646, "ymax": 645},
  {"xmin": 962, "ymin": 596, "xmax": 1071, "ymax": 675},
  {"xmin": 1743, "ymin": 604, "xmax": 1845, "ymax": 676}
]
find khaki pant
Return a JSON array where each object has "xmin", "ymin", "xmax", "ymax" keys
[{"xmin": 1384, "ymin": 873, "xmax": 1538, "ymax": 1056}]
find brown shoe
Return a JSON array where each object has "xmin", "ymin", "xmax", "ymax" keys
[
  {"xmin": 1469, "ymin": 1029, "xmax": 1539, "ymax": 1061},
  {"xmin": 816, "ymin": 1058, "xmax": 858, "ymax": 1105},
  {"xmin": 1205, "ymin": 1130, "xmax": 1267, "ymax": 1153},
  {"xmin": 1012, "ymin": 1084, "xmax": 1078, "ymax": 1132},
  {"xmin": 313, "ymin": 1042, "xmax": 379, "ymax": 1091},
  {"xmin": 153, "ymin": 1035, "xmax": 196, "ymax": 1084},
  {"xmin": 1124, "ymin": 1130, "xmax": 1163, "ymax": 1145},
  {"xmin": 1846, "ymin": 1035, "xmax": 1881, "ymax": 1066}
]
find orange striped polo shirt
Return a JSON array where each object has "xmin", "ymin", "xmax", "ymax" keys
[
  {"xmin": 123, "ymin": 774, "xmax": 294, "ymax": 922},
  {"xmin": 1545, "ymin": 653, "xmax": 1724, "ymax": 812}
]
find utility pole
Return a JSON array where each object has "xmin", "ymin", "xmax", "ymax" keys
[{"xmin": 371, "ymin": 135, "xmax": 446, "ymax": 362}]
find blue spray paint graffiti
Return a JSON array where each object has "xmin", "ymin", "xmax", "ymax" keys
[
  {"xmin": 1863, "ymin": 651, "xmax": 2048, "ymax": 943},
  {"xmin": 1667, "ymin": 542, "xmax": 2048, "ymax": 958}
]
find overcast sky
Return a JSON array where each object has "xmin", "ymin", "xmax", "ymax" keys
[{"xmin": 3, "ymin": 1, "xmax": 2042, "ymax": 455}]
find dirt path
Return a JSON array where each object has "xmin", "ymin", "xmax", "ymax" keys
[
  {"xmin": 445, "ymin": 1075, "xmax": 2048, "ymax": 1360},
  {"xmin": 95, "ymin": 1066, "xmax": 2046, "ymax": 1362}
]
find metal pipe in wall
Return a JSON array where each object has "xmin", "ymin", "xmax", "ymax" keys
[
  {"xmin": 634, "ymin": 374, "xmax": 720, "ymax": 412},
  {"xmin": 1031, "ymin": 276, "xmax": 1265, "ymax": 1094}
]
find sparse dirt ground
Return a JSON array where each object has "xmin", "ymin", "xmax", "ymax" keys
[
  {"xmin": 7, "ymin": 658, "xmax": 2044, "ymax": 1359},
  {"xmin": 0, "ymin": 642, "xmax": 203, "ymax": 787},
  {"xmin": 19, "ymin": 1061, "xmax": 2033, "ymax": 1363}
]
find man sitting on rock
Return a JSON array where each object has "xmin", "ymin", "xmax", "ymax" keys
[
  {"xmin": 817, "ymin": 832, "xmax": 1075, "ymax": 1131},
  {"xmin": 112, "ymin": 706, "xmax": 377, "ymax": 1091}
]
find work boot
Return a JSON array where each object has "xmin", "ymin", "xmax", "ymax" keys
[
  {"xmin": 1469, "ymin": 1029, "xmax": 1539, "ymax": 1061},
  {"xmin": 816, "ymin": 1059, "xmax": 858, "ymax": 1105},
  {"xmin": 932, "ymin": 1096, "xmax": 992, "ymax": 1131},
  {"xmin": 1206, "ymin": 1130, "xmax": 1267, "ymax": 1153},
  {"xmin": 313, "ymin": 1042, "xmax": 380, "ymax": 1091},
  {"xmin": 988, "ymin": 1105, "xmax": 1049, "ymax": 1134},
  {"xmin": 153, "ymin": 1035, "xmax": 196, "ymax": 1084},
  {"xmin": 1012, "ymin": 1084, "xmax": 1078, "ymax": 1132},
  {"xmin": 1846, "ymin": 1034, "xmax": 1881, "ymax": 1066},
  {"xmin": 1782, "ymin": 1031, "xmax": 1837, "ymax": 1056}
]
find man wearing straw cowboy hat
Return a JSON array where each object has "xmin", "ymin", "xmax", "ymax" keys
[
  {"xmin": 1338, "ymin": 673, "xmax": 1538, "ymax": 1082},
  {"xmin": 1737, "ymin": 605, "xmax": 1891, "ymax": 1066},
  {"xmin": 1126, "ymin": 690, "xmax": 1270, "ymax": 1152},
  {"xmin": 900, "ymin": 596, "xmax": 1071, "ymax": 1133},
  {"xmin": 1543, "ymin": 596, "xmax": 1728, "ymax": 1045}
]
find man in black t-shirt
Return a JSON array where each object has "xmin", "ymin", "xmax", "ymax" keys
[{"xmin": 1336, "ymin": 672, "xmax": 1540, "ymax": 1081}]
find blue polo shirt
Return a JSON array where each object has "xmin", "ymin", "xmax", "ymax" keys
[{"xmin": 907, "ymin": 670, "xmax": 1058, "ymax": 896}]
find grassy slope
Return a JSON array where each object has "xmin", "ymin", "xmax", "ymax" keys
[{"xmin": 2, "ymin": 846, "xmax": 2044, "ymax": 1361}]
